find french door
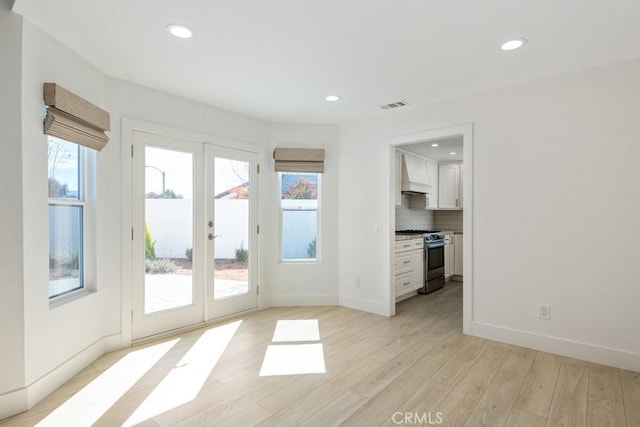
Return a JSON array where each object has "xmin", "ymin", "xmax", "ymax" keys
[
  {"xmin": 205, "ymin": 145, "xmax": 259, "ymax": 319},
  {"xmin": 131, "ymin": 131, "xmax": 258, "ymax": 340}
]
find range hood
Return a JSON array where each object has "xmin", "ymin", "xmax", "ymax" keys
[{"xmin": 401, "ymin": 154, "xmax": 432, "ymax": 195}]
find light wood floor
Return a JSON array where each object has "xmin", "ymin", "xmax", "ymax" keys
[{"xmin": 2, "ymin": 282, "xmax": 639, "ymax": 426}]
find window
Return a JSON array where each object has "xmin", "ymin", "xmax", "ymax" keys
[
  {"xmin": 279, "ymin": 172, "xmax": 320, "ymax": 261},
  {"xmin": 48, "ymin": 136, "xmax": 90, "ymax": 298}
]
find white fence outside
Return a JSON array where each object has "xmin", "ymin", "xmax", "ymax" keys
[
  {"xmin": 145, "ymin": 199, "xmax": 316, "ymax": 259},
  {"xmin": 145, "ymin": 199, "xmax": 194, "ymax": 258}
]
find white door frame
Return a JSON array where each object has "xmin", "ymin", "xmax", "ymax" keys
[
  {"xmin": 387, "ymin": 123, "xmax": 473, "ymax": 335},
  {"xmin": 121, "ymin": 119, "xmax": 266, "ymax": 345}
]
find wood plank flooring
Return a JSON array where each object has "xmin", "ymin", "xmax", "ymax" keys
[{"xmin": 2, "ymin": 281, "xmax": 639, "ymax": 426}]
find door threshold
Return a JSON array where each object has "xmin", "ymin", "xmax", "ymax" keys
[{"xmin": 132, "ymin": 307, "xmax": 260, "ymax": 346}]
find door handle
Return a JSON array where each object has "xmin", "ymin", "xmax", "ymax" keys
[
  {"xmin": 208, "ymin": 233, "xmax": 221, "ymax": 240},
  {"xmin": 208, "ymin": 220, "xmax": 214, "ymax": 228}
]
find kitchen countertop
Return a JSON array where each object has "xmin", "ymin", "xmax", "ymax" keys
[
  {"xmin": 395, "ymin": 234, "xmax": 422, "ymax": 241},
  {"xmin": 395, "ymin": 231, "xmax": 463, "ymax": 241}
]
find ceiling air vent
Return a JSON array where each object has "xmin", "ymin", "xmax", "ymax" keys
[{"xmin": 380, "ymin": 100, "xmax": 409, "ymax": 110}]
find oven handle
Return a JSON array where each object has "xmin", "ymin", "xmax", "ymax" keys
[{"xmin": 426, "ymin": 242, "xmax": 445, "ymax": 249}]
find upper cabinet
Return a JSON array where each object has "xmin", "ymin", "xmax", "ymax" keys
[
  {"xmin": 394, "ymin": 151, "xmax": 462, "ymax": 211},
  {"xmin": 438, "ymin": 162, "xmax": 463, "ymax": 210}
]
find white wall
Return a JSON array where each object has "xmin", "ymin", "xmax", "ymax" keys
[
  {"xmin": 0, "ymin": 1, "xmax": 26, "ymax": 413},
  {"xmin": 268, "ymin": 123, "xmax": 340, "ymax": 306},
  {"xmin": 106, "ymin": 82, "xmax": 341, "ymax": 314},
  {"xmin": 340, "ymin": 58, "xmax": 640, "ymax": 370},
  {"xmin": 20, "ymin": 18, "xmax": 122, "ymax": 398}
]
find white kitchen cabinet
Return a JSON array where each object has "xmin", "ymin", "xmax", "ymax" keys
[
  {"xmin": 394, "ymin": 238, "xmax": 424, "ymax": 298},
  {"xmin": 453, "ymin": 234, "xmax": 463, "ymax": 276},
  {"xmin": 395, "ymin": 151, "xmax": 402, "ymax": 206},
  {"xmin": 444, "ymin": 234, "xmax": 454, "ymax": 279},
  {"xmin": 438, "ymin": 163, "xmax": 462, "ymax": 209}
]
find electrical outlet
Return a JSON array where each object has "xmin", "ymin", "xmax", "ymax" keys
[
  {"xmin": 539, "ymin": 304, "xmax": 551, "ymax": 320},
  {"xmin": 355, "ymin": 277, "xmax": 361, "ymax": 288}
]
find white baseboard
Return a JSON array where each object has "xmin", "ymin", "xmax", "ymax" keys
[
  {"xmin": 339, "ymin": 294, "xmax": 389, "ymax": 317},
  {"xmin": 270, "ymin": 294, "xmax": 338, "ymax": 307},
  {"xmin": 0, "ymin": 388, "xmax": 28, "ymax": 420},
  {"xmin": 0, "ymin": 334, "xmax": 122, "ymax": 420},
  {"xmin": 473, "ymin": 321, "xmax": 640, "ymax": 372}
]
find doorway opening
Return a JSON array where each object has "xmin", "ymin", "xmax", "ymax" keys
[{"xmin": 388, "ymin": 123, "xmax": 472, "ymax": 335}]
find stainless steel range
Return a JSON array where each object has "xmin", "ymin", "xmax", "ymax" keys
[{"xmin": 395, "ymin": 230, "xmax": 446, "ymax": 293}]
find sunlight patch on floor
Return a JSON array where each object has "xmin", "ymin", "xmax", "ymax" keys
[
  {"xmin": 123, "ymin": 319, "xmax": 242, "ymax": 426},
  {"xmin": 36, "ymin": 339, "xmax": 179, "ymax": 427},
  {"xmin": 259, "ymin": 343, "xmax": 326, "ymax": 376},
  {"xmin": 272, "ymin": 319, "xmax": 320, "ymax": 342}
]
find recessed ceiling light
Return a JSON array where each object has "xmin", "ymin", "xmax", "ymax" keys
[
  {"xmin": 166, "ymin": 24, "xmax": 195, "ymax": 39},
  {"xmin": 325, "ymin": 95, "xmax": 341, "ymax": 102},
  {"xmin": 450, "ymin": 152, "xmax": 457, "ymax": 155},
  {"xmin": 500, "ymin": 38, "xmax": 527, "ymax": 51},
  {"xmin": 431, "ymin": 143, "xmax": 439, "ymax": 147}
]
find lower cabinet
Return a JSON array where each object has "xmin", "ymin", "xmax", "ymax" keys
[
  {"xmin": 444, "ymin": 234, "xmax": 454, "ymax": 279},
  {"xmin": 394, "ymin": 238, "xmax": 425, "ymax": 298}
]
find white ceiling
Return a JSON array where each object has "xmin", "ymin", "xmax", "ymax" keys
[
  {"xmin": 402, "ymin": 136, "xmax": 463, "ymax": 162},
  {"xmin": 13, "ymin": 0, "xmax": 640, "ymax": 124}
]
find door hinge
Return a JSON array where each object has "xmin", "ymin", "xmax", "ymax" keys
[
  {"xmin": 257, "ymin": 164, "xmax": 260, "ymax": 174},
  {"xmin": 257, "ymin": 225, "xmax": 260, "ymax": 234},
  {"xmin": 131, "ymin": 310, "xmax": 133, "ymax": 320},
  {"xmin": 131, "ymin": 228, "xmax": 134, "ymax": 240},
  {"xmin": 131, "ymin": 145, "xmax": 134, "ymax": 157}
]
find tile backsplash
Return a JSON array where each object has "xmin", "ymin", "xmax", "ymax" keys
[
  {"xmin": 395, "ymin": 194, "xmax": 434, "ymax": 230},
  {"xmin": 433, "ymin": 210, "xmax": 463, "ymax": 232}
]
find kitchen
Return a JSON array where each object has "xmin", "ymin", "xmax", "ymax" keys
[{"xmin": 393, "ymin": 136, "xmax": 464, "ymax": 304}]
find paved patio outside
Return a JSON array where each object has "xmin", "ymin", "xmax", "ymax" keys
[
  {"xmin": 144, "ymin": 273, "xmax": 249, "ymax": 313},
  {"xmin": 50, "ymin": 273, "xmax": 248, "ymax": 314}
]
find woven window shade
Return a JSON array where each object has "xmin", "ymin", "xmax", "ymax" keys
[
  {"xmin": 273, "ymin": 147, "xmax": 325, "ymax": 173},
  {"xmin": 43, "ymin": 83, "xmax": 111, "ymax": 151}
]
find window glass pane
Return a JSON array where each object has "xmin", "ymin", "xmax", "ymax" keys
[
  {"xmin": 281, "ymin": 173, "xmax": 318, "ymax": 200},
  {"xmin": 48, "ymin": 136, "xmax": 80, "ymax": 200},
  {"xmin": 49, "ymin": 204, "xmax": 83, "ymax": 297},
  {"xmin": 282, "ymin": 210, "xmax": 317, "ymax": 260}
]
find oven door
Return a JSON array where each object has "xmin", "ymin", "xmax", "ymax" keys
[{"xmin": 426, "ymin": 243, "xmax": 445, "ymax": 280}]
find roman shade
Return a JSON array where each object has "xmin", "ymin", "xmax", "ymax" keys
[
  {"xmin": 273, "ymin": 147, "xmax": 325, "ymax": 173},
  {"xmin": 43, "ymin": 83, "xmax": 111, "ymax": 151}
]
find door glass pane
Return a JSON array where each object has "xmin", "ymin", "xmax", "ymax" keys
[
  {"xmin": 144, "ymin": 147, "xmax": 194, "ymax": 314},
  {"xmin": 49, "ymin": 204, "xmax": 83, "ymax": 297},
  {"xmin": 213, "ymin": 157, "xmax": 250, "ymax": 299}
]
